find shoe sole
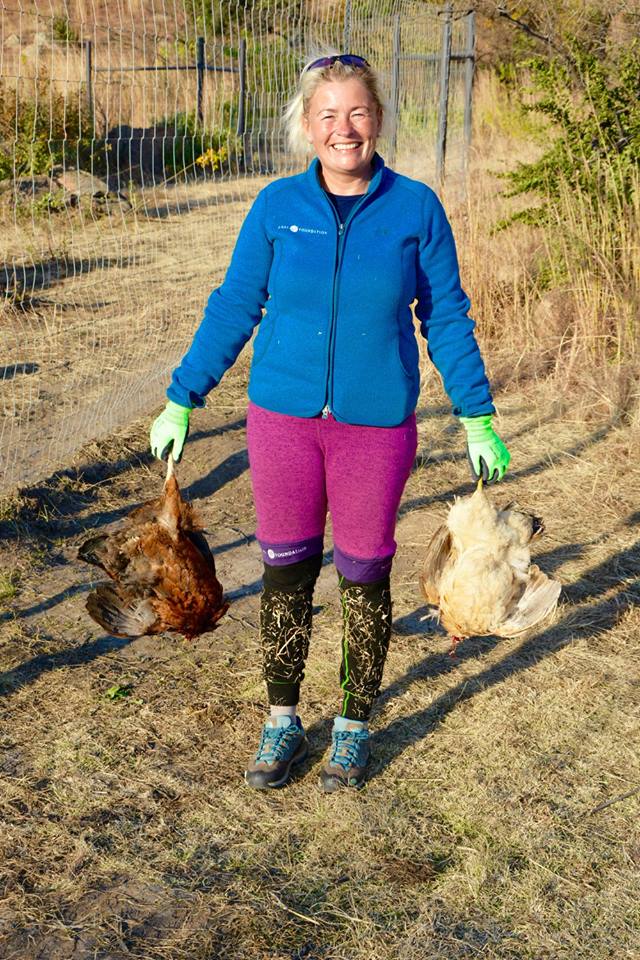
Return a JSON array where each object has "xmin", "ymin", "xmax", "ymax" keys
[{"xmin": 244, "ymin": 740, "xmax": 309, "ymax": 790}]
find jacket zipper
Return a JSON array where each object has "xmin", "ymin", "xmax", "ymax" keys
[
  {"xmin": 323, "ymin": 199, "xmax": 366, "ymax": 419},
  {"xmin": 321, "ymin": 214, "xmax": 343, "ymax": 418}
]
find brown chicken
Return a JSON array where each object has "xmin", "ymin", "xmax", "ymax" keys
[
  {"xmin": 420, "ymin": 481, "xmax": 561, "ymax": 654},
  {"xmin": 78, "ymin": 457, "xmax": 228, "ymax": 638}
]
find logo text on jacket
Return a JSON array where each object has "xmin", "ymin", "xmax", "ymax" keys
[{"xmin": 277, "ymin": 224, "xmax": 328, "ymax": 236}]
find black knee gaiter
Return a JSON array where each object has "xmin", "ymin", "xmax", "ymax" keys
[
  {"xmin": 338, "ymin": 575, "xmax": 392, "ymax": 721},
  {"xmin": 260, "ymin": 554, "xmax": 322, "ymax": 706}
]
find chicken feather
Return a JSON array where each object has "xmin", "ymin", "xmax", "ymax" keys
[
  {"xmin": 420, "ymin": 482, "xmax": 560, "ymax": 643},
  {"xmin": 79, "ymin": 457, "xmax": 229, "ymax": 639}
]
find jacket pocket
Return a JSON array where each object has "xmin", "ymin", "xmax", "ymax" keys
[
  {"xmin": 395, "ymin": 326, "xmax": 420, "ymax": 380},
  {"xmin": 251, "ymin": 313, "xmax": 275, "ymax": 365}
]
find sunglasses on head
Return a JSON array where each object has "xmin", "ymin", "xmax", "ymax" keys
[{"xmin": 303, "ymin": 54, "xmax": 370, "ymax": 73}]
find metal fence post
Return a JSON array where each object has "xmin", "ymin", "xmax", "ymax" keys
[
  {"xmin": 344, "ymin": 0, "xmax": 352, "ymax": 53},
  {"xmin": 435, "ymin": 1, "xmax": 453, "ymax": 189},
  {"xmin": 237, "ymin": 38, "xmax": 247, "ymax": 165},
  {"xmin": 463, "ymin": 11, "xmax": 476, "ymax": 158},
  {"xmin": 389, "ymin": 14, "xmax": 401, "ymax": 167},
  {"xmin": 196, "ymin": 36, "xmax": 205, "ymax": 127},
  {"xmin": 84, "ymin": 39, "xmax": 93, "ymax": 124}
]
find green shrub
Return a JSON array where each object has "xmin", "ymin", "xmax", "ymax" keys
[
  {"xmin": 494, "ymin": 36, "xmax": 640, "ymax": 385},
  {"xmin": 32, "ymin": 190, "xmax": 68, "ymax": 215},
  {"xmin": 159, "ymin": 109, "xmax": 242, "ymax": 178},
  {"xmin": 52, "ymin": 16, "xmax": 79, "ymax": 44},
  {"xmin": 499, "ymin": 41, "xmax": 640, "ymax": 230},
  {"xmin": 0, "ymin": 84, "xmax": 107, "ymax": 180},
  {"xmin": 195, "ymin": 0, "xmax": 303, "ymax": 39}
]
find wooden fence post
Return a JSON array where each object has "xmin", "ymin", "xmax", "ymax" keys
[
  {"xmin": 196, "ymin": 36, "xmax": 205, "ymax": 127},
  {"xmin": 435, "ymin": 1, "xmax": 453, "ymax": 189}
]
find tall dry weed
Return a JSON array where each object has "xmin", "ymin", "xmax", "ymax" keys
[
  {"xmin": 542, "ymin": 166, "xmax": 640, "ymax": 418},
  {"xmin": 447, "ymin": 70, "xmax": 640, "ymax": 423}
]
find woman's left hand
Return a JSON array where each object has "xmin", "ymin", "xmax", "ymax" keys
[{"xmin": 460, "ymin": 414, "xmax": 511, "ymax": 484}]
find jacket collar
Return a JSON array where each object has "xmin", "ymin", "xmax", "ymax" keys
[{"xmin": 306, "ymin": 152, "xmax": 386, "ymax": 198}]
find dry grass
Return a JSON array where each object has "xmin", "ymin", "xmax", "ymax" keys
[{"xmin": 1, "ymin": 353, "xmax": 639, "ymax": 959}]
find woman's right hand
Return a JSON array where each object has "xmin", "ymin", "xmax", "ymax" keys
[{"xmin": 150, "ymin": 401, "xmax": 191, "ymax": 462}]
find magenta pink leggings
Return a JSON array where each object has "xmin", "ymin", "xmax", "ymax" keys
[{"xmin": 246, "ymin": 402, "xmax": 418, "ymax": 582}]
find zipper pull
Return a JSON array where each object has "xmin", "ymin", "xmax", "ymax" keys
[
  {"xmin": 322, "ymin": 405, "xmax": 331, "ymax": 419},
  {"xmin": 338, "ymin": 222, "xmax": 344, "ymax": 235}
]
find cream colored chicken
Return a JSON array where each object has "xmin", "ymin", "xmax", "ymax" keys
[{"xmin": 420, "ymin": 482, "xmax": 561, "ymax": 654}]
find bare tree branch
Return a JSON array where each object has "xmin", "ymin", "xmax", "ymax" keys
[{"xmin": 495, "ymin": 3, "xmax": 566, "ymax": 56}]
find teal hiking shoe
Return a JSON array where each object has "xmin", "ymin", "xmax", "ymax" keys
[
  {"xmin": 244, "ymin": 715, "xmax": 308, "ymax": 790},
  {"xmin": 320, "ymin": 722, "xmax": 371, "ymax": 792}
]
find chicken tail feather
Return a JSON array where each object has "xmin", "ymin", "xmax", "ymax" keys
[
  {"xmin": 497, "ymin": 566, "xmax": 562, "ymax": 637},
  {"xmin": 86, "ymin": 583, "xmax": 157, "ymax": 638},
  {"xmin": 78, "ymin": 534, "xmax": 110, "ymax": 570}
]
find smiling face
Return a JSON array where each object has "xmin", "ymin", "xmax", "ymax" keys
[{"xmin": 302, "ymin": 76, "xmax": 382, "ymax": 193}]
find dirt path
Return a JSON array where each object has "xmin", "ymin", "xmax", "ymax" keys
[{"xmin": 0, "ymin": 363, "xmax": 639, "ymax": 959}]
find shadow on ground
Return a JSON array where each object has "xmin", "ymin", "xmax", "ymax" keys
[
  {"xmin": 0, "ymin": 633, "xmax": 132, "ymax": 698},
  {"xmin": 366, "ymin": 532, "xmax": 640, "ymax": 778},
  {"xmin": 0, "ymin": 417, "xmax": 247, "ymax": 544}
]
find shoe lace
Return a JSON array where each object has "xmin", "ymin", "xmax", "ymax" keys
[
  {"xmin": 330, "ymin": 729, "xmax": 369, "ymax": 772},
  {"xmin": 256, "ymin": 724, "xmax": 298, "ymax": 766}
]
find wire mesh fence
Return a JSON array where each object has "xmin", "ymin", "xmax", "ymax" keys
[{"xmin": 1, "ymin": 0, "xmax": 474, "ymax": 495}]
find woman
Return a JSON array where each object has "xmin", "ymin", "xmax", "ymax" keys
[{"xmin": 150, "ymin": 54, "xmax": 510, "ymax": 792}]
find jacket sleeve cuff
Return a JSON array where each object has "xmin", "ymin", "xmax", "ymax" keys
[
  {"xmin": 166, "ymin": 383, "xmax": 206, "ymax": 409},
  {"xmin": 452, "ymin": 400, "xmax": 496, "ymax": 418}
]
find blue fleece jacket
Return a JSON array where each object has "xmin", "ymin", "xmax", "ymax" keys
[{"xmin": 167, "ymin": 154, "xmax": 495, "ymax": 426}]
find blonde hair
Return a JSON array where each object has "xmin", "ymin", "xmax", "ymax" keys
[{"xmin": 283, "ymin": 52, "xmax": 387, "ymax": 157}]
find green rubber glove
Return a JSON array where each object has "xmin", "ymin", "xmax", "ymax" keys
[
  {"xmin": 460, "ymin": 414, "xmax": 511, "ymax": 484},
  {"xmin": 150, "ymin": 400, "xmax": 191, "ymax": 462}
]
